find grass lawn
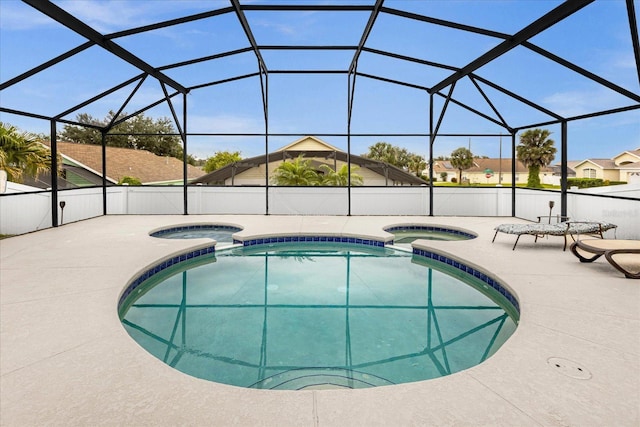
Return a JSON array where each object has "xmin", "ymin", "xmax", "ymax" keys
[{"xmin": 432, "ymin": 182, "xmax": 561, "ymax": 189}]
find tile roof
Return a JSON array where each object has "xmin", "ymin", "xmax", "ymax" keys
[
  {"xmin": 43, "ymin": 141, "xmax": 205, "ymax": 184},
  {"xmin": 581, "ymin": 159, "xmax": 618, "ymax": 169}
]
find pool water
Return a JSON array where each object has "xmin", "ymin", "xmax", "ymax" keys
[
  {"xmin": 392, "ymin": 230, "xmax": 471, "ymax": 244},
  {"xmin": 120, "ymin": 243, "xmax": 517, "ymax": 390},
  {"xmin": 150, "ymin": 225, "xmax": 240, "ymax": 243}
]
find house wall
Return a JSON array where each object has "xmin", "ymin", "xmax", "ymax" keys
[
  {"xmin": 462, "ymin": 171, "xmax": 527, "ymax": 185},
  {"xmin": 603, "ymin": 169, "xmax": 621, "ymax": 181},
  {"xmin": 464, "ymin": 172, "xmax": 527, "ymax": 185},
  {"xmin": 228, "ymin": 159, "xmax": 407, "ymax": 186},
  {"xmin": 574, "ymin": 164, "xmax": 601, "ymax": 179},
  {"xmin": 353, "ymin": 167, "xmax": 389, "ymax": 186},
  {"xmin": 226, "ymin": 164, "xmax": 270, "ymax": 185}
]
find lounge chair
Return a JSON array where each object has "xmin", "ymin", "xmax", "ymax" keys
[
  {"xmin": 570, "ymin": 239, "xmax": 640, "ymax": 279},
  {"xmin": 492, "ymin": 220, "xmax": 617, "ymax": 251}
]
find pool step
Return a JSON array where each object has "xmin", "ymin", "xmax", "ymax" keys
[{"xmin": 249, "ymin": 368, "xmax": 395, "ymax": 390}]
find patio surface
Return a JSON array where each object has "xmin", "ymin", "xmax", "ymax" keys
[{"xmin": 1, "ymin": 215, "xmax": 638, "ymax": 426}]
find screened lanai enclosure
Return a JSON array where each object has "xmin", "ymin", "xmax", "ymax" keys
[{"xmin": 0, "ymin": 0, "xmax": 639, "ymax": 235}]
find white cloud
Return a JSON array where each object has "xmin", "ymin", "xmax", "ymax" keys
[
  {"xmin": 542, "ymin": 88, "xmax": 627, "ymax": 118},
  {"xmin": 56, "ymin": 0, "xmax": 150, "ymax": 33},
  {"xmin": 0, "ymin": 2, "xmax": 56, "ymax": 30}
]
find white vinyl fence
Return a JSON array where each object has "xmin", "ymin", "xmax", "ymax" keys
[{"xmin": 1, "ymin": 185, "xmax": 639, "ymax": 238}]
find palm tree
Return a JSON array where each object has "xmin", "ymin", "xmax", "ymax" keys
[
  {"xmin": 450, "ymin": 147, "xmax": 474, "ymax": 185},
  {"xmin": 407, "ymin": 154, "xmax": 427, "ymax": 178},
  {"xmin": 319, "ymin": 164, "xmax": 364, "ymax": 186},
  {"xmin": 270, "ymin": 155, "xmax": 320, "ymax": 186},
  {"xmin": 0, "ymin": 122, "xmax": 55, "ymax": 183},
  {"xmin": 516, "ymin": 128, "xmax": 556, "ymax": 188}
]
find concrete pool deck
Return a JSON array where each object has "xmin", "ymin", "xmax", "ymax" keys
[{"xmin": 1, "ymin": 215, "xmax": 638, "ymax": 426}]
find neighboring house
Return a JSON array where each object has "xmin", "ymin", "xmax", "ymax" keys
[
  {"xmin": 28, "ymin": 141, "xmax": 205, "ymax": 189},
  {"xmin": 192, "ymin": 136, "xmax": 428, "ymax": 186},
  {"xmin": 429, "ymin": 158, "xmax": 554, "ymax": 185},
  {"xmin": 572, "ymin": 149, "xmax": 640, "ymax": 183},
  {"xmin": 430, "ymin": 148, "xmax": 640, "ymax": 186},
  {"xmin": 547, "ymin": 161, "xmax": 577, "ymax": 186}
]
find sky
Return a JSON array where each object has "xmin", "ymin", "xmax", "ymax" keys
[{"xmin": 1, "ymin": 0, "xmax": 639, "ymax": 164}]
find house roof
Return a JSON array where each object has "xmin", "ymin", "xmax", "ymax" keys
[
  {"xmin": 574, "ymin": 158, "xmax": 618, "ymax": 169},
  {"xmin": 434, "ymin": 161, "xmax": 454, "ymax": 170},
  {"xmin": 193, "ymin": 137, "xmax": 427, "ymax": 186},
  {"xmin": 42, "ymin": 141, "xmax": 205, "ymax": 184},
  {"xmin": 614, "ymin": 148, "xmax": 640, "ymax": 163}
]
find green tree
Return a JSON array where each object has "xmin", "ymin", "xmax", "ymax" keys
[
  {"xmin": 270, "ymin": 155, "xmax": 320, "ymax": 186},
  {"xmin": 450, "ymin": 147, "xmax": 474, "ymax": 185},
  {"xmin": 407, "ymin": 154, "xmax": 427, "ymax": 177},
  {"xmin": 362, "ymin": 142, "xmax": 411, "ymax": 169},
  {"xmin": 319, "ymin": 164, "xmax": 364, "ymax": 186},
  {"xmin": 440, "ymin": 171, "xmax": 448, "ymax": 182},
  {"xmin": 0, "ymin": 122, "xmax": 57, "ymax": 183},
  {"xmin": 60, "ymin": 111, "xmax": 184, "ymax": 160},
  {"xmin": 516, "ymin": 128, "xmax": 556, "ymax": 188},
  {"xmin": 203, "ymin": 151, "xmax": 242, "ymax": 173},
  {"xmin": 118, "ymin": 176, "xmax": 142, "ymax": 185}
]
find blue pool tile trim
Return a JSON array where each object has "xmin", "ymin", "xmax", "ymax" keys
[
  {"xmin": 385, "ymin": 225, "xmax": 476, "ymax": 240},
  {"xmin": 118, "ymin": 245, "xmax": 216, "ymax": 308},
  {"xmin": 238, "ymin": 235, "xmax": 386, "ymax": 247},
  {"xmin": 151, "ymin": 224, "xmax": 242, "ymax": 238},
  {"xmin": 413, "ymin": 247, "xmax": 520, "ymax": 314}
]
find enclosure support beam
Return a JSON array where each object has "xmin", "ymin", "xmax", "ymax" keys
[
  {"xmin": 511, "ymin": 133, "xmax": 517, "ymax": 217},
  {"xmin": 22, "ymin": 0, "xmax": 187, "ymax": 94},
  {"xmin": 432, "ymin": 83, "xmax": 457, "ymax": 137},
  {"xmin": 230, "ymin": 0, "xmax": 268, "ymax": 73},
  {"xmin": 159, "ymin": 82, "xmax": 188, "ymax": 214},
  {"xmin": 0, "ymin": 42, "xmax": 93, "ymax": 91},
  {"xmin": 627, "ymin": 0, "xmax": 640, "ymax": 88},
  {"xmin": 347, "ymin": 71, "xmax": 358, "ymax": 216},
  {"xmin": 262, "ymin": 70, "xmax": 270, "ymax": 215},
  {"xmin": 561, "ymin": 121, "xmax": 568, "ymax": 219},
  {"xmin": 468, "ymin": 76, "xmax": 511, "ymax": 131},
  {"xmin": 348, "ymin": 0, "xmax": 384, "ymax": 74},
  {"xmin": 429, "ymin": 94, "xmax": 434, "ymax": 217},
  {"xmin": 56, "ymin": 74, "xmax": 146, "ymax": 121},
  {"xmin": 101, "ymin": 132, "xmax": 107, "ymax": 216},
  {"xmin": 183, "ymin": 93, "xmax": 188, "ymax": 215},
  {"xmin": 50, "ymin": 120, "xmax": 59, "ymax": 227},
  {"xmin": 431, "ymin": 0, "xmax": 594, "ymax": 93}
]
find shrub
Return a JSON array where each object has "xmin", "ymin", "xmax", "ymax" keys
[
  {"xmin": 567, "ymin": 178, "xmax": 603, "ymax": 189},
  {"xmin": 118, "ymin": 176, "xmax": 142, "ymax": 185}
]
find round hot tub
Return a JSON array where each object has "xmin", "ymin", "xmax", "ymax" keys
[
  {"xmin": 150, "ymin": 224, "xmax": 242, "ymax": 243},
  {"xmin": 385, "ymin": 225, "xmax": 477, "ymax": 247}
]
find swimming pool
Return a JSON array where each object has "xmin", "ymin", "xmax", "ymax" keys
[{"xmin": 119, "ymin": 240, "xmax": 518, "ymax": 390}]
